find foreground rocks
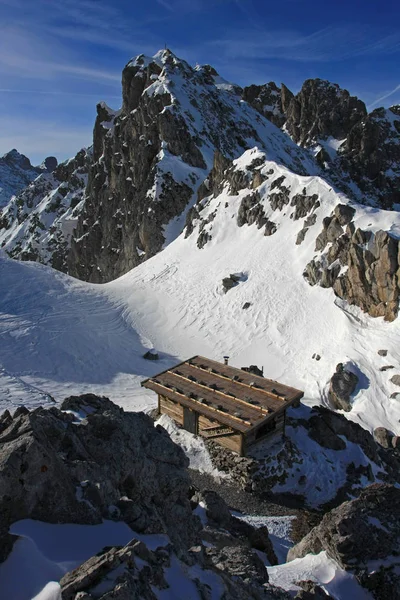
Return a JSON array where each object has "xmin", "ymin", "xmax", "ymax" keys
[
  {"xmin": 0, "ymin": 395, "xmax": 294, "ymax": 599},
  {"xmin": 0, "ymin": 394, "xmax": 198, "ymax": 559},
  {"xmin": 288, "ymin": 484, "xmax": 400, "ymax": 599}
]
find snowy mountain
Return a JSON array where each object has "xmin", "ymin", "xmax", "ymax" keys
[
  {"xmin": 1, "ymin": 50, "xmax": 399, "ymax": 291},
  {"xmin": 0, "ymin": 149, "xmax": 57, "ymax": 208},
  {"xmin": 0, "ymin": 148, "xmax": 90, "ymax": 271}
]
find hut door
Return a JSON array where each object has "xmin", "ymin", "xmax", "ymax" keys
[{"xmin": 183, "ymin": 408, "xmax": 198, "ymax": 434}]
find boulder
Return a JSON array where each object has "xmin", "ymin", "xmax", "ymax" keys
[
  {"xmin": 373, "ymin": 427, "xmax": 393, "ymax": 449},
  {"xmin": 143, "ymin": 350, "xmax": 159, "ymax": 361},
  {"xmin": 390, "ymin": 375, "xmax": 400, "ymax": 387},
  {"xmin": 328, "ymin": 363, "xmax": 358, "ymax": 411},
  {"xmin": 288, "ymin": 484, "xmax": 400, "ymax": 598}
]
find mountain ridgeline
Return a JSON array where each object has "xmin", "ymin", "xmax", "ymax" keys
[{"xmin": 1, "ymin": 49, "xmax": 400, "ymax": 319}]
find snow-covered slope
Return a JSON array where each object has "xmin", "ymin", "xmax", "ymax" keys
[{"xmin": 1, "ymin": 149, "xmax": 400, "ymax": 435}]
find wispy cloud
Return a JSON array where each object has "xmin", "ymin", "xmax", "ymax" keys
[
  {"xmin": 209, "ymin": 25, "xmax": 400, "ymax": 63},
  {"xmin": 368, "ymin": 84, "xmax": 400, "ymax": 109},
  {"xmin": 0, "ymin": 89, "xmax": 121, "ymax": 98}
]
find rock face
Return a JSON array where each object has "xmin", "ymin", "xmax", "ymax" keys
[
  {"xmin": 0, "ymin": 394, "xmax": 198, "ymax": 560},
  {"xmin": 283, "ymin": 79, "xmax": 367, "ymax": 147},
  {"xmin": 338, "ymin": 106, "xmax": 400, "ymax": 208},
  {"xmin": 0, "ymin": 149, "xmax": 58, "ymax": 207},
  {"xmin": 328, "ymin": 363, "xmax": 359, "ymax": 412},
  {"xmin": 242, "ymin": 82, "xmax": 292, "ymax": 128},
  {"xmin": 205, "ymin": 404, "xmax": 400, "ymax": 510},
  {"xmin": 288, "ymin": 484, "xmax": 400, "ymax": 599},
  {"xmin": 304, "ymin": 204, "xmax": 400, "ymax": 321},
  {"xmin": 0, "ymin": 148, "xmax": 90, "ymax": 271},
  {"xmin": 67, "ymin": 49, "xmax": 314, "ymax": 283}
]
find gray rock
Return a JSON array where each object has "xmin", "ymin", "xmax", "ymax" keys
[
  {"xmin": 373, "ymin": 427, "xmax": 393, "ymax": 449},
  {"xmin": 0, "ymin": 395, "xmax": 198, "ymax": 563},
  {"xmin": 143, "ymin": 350, "xmax": 159, "ymax": 361},
  {"xmin": 288, "ymin": 484, "xmax": 400, "ymax": 598},
  {"xmin": 328, "ymin": 363, "xmax": 359, "ymax": 412},
  {"xmin": 390, "ymin": 375, "xmax": 400, "ymax": 387},
  {"xmin": 378, "ymin": 349, "xmax": 388, "ymax": 356}
]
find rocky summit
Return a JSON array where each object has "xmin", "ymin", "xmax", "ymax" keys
[{"xmin": 0, "ymin": 149, "xmax": 57, "ymax": 208}]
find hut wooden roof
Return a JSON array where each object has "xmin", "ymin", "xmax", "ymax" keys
[{"xmin": 141, "ymin": 355, "xmax": 304, "ymax": 433}]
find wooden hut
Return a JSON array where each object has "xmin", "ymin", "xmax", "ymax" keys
[{"xmin": 141, "ymin": 355, "xmax": 303, "ymax": 456}]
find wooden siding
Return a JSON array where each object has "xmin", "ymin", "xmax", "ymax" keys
[{"xmin": 159, "ymin": 395, "xmax": 183, "ymax": 425}]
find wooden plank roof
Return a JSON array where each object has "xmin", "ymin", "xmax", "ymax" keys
[{"xmin": 141, "ymin": 355, "xmax": 304, "ymax": 433}]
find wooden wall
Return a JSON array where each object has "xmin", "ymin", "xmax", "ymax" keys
[
  {"xmin": 159, "ymin": 395, "xmax": 184, "ymax": 426},
  {"xmin": 198, "ymin": 413, "xmax": 243, "ymax": 455},
  {"xmin": 159, "ymin": 394, "xmax": 243, "ymax": 455}
]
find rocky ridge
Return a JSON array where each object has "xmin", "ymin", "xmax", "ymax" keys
[
  {"xmin": 0, "ymin": 50, "xmax": 399, "ymax": 322},
  {"xmin": 0, "ymin": 148, "xmax": 90, "ymax": 271},
  {"xmin": 66, "ymin": 49, "xmax": 316, "ymax": 283},
  {"xmin": 185, "ymin": 146, "xmax": 400, "ymax": 321},
  {"xmin": 0, "ymin": 149, "xmax": 57, "ymax": 207}
]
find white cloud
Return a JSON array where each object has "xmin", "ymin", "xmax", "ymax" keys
[
  {"xmin": 208, "ymin": 25, "xmax": 400, "ymax": 63},
  {"xmin": 368, "ymin": 84, "xmax": 400, "ymax": 109}
]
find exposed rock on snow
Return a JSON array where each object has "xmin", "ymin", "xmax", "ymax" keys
[
  {"xmin": 304, "ymin": 203, "xmax": 400, "ymax": 321},
  {"xmin": 287, "ymin": 484, "xmax": 400, "ymax": 599},
  {"xmin": 60, "ymin": 535, "xmax": 292, "ymax": 599},
  {"xmin": 202, "ymin": 404, "xmax": 399, "ymax": 510},
  {"xmin": 328, "ymin": 363, "xmax": 359, "ymax": 412}
]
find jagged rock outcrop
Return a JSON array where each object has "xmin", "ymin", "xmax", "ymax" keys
[
  {"xmin": 283, "ymin": 79, "xmax": 367, "ymax": 147},
  {"xmin": 0, "ymin": 394, "xmax": 198, "ymax": 562},
  {"xmin": 0, "ymin": 148, "xmax": 90, "ymax": 271},
  {"xmin": 67, "ymin": 49, "xmax": 314, "ymax": 283},
  {"xmin": 204, "ymin": 404, "xmax": 400, "ymax": 510},
  {"xmin": 242, "ymin": 82, "xmax": 293, "ymax": 128},
  {"xmin": 304, "ymin": 203, "xmax": 400, "ymax": 321},
  {"xmin": 60, "ymin": 537, "xmax": 292, "ymax": 600},
  {"xmin": 338, "ymin": 105, "xmax": 400, "ymax": 208},
  {"xmin": 287, "ymin": 484, "xmax": 400, "ymax": 599},
  {"xmin": 0, "ymin": 149, "xmax": 58, "ymax": 207}
]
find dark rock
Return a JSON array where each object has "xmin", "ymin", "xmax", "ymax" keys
[
  {"xmin": 242, "ymin": 82, "xmax": 288, "ymax": 128},
  {"xmin": 283, "ymin": 79, "xmax": 366, "ymax": 147},
  {"xmin": 143, "ymin": 350, "xmax": 159, "ymax": 361},
  {"xmin": 242, "ymin": 302, "xmax": 251, "ymax": 309},
  {"xmin": 264, "ymin": 220, "xmax": 278, "ymax": 236},
  {"xmin": 0, "ymin": 395, "xmax": 198, "ymax": 563},
  {"xmin": 378, "ymin": 349, "xmax": 388, "ymax": 357},
  {"xmin": 295, "ymin": 580, "xmax": 333, "ymax": 598},
  {"xmin": 241, "ymin": 365, "xmax": 264, "ymax": 377},
  {"xmin": 328, "ymin": 363, "xmax": 359, "ymax": 411},
  {"xmin": 390, "ymin": 375, "xmax": 400, "ymax": 387}
]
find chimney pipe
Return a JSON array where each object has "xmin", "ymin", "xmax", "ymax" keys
[{"xmin": 223, "ymin": 356, "xmax": 229, "ymax": 366}]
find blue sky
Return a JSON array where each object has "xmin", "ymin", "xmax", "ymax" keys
[{"xmin": 0, "ymin": 0, "xmax": 399, "ymax": 164}]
